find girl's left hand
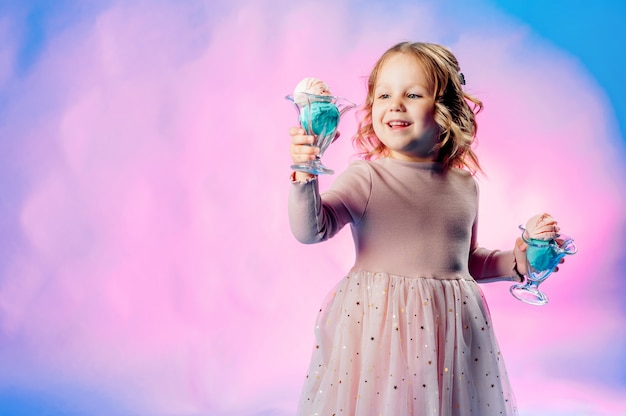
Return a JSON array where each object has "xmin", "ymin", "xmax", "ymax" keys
[
  {"xmin": 513, "ymin": 237, "xmax": 529, "ymax": 277},
  {"xmin": 513, "ymin": 236, "xmax": 566, "ymax": 279}
]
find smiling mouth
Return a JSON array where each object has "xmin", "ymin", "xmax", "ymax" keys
[{"xmin": 387, "ymin": 120, "xmax": 411, "ymax": 128}]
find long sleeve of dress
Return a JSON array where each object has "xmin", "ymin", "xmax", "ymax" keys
[
  {"xmin": 288, "ymin": 178, "xmax": 344, "ymax": 244},
  {"xmin": 288, "ymin": 162, "xmax": 371, "ymax": 244},
  {"xmin": 469, "ymin": 247, "xmax": 520, "ymax": 283}
]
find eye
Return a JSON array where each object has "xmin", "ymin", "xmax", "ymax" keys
[
  {"xmin": 407, "ymin": 93, "xmax": 422, "ymax": 99},
  {"xmin": 377, "ymin": 93, "xmax": 390, "ymax": 99}
]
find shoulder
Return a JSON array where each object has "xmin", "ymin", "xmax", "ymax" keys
[
  {"xmin": 326, "ymin": 159, "xmax": 374, "ymax": 199},
  {"xmin": 447, "ymin": 166, "xmax": 479, "ymax": 194},
  {"xmin": 448, "ymin": 166, "xmax": 477, "ymax": 182},
  {"xmin": 347, "ymin": 158, "xmax": 375, "ymax": 172},
  {"xmin": 335, "ymin": 159, "xmax": 374, "ymax": 183},
  {"xmin": 448, "ymin": 165, "xmax": 474, "ymax": 179},
  {"xmin": 331, "ymin": 159, "xmax": 372, "ymax": 185}
]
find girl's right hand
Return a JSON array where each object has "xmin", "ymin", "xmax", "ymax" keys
[
  {"xmin": 289, "ymin": 126, "xmax": 319, "ymax": 182},
  {"xmin": 289, "ymin": 126, "xmax": 319, "ymax": 164}
]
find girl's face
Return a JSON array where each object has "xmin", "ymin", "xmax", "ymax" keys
[{"xmin": 371, "ymin": 53, "xmax": 440, "ymax": 162}]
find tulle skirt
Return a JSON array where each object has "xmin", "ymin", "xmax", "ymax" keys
[{"xmin": 297, "ymin": 271, "xmax": 517, "ymax": 416}]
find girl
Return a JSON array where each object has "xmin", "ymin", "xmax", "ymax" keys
[{"xmin": 288, "ymin": 41, "xmax": 551, "ymax": 415}]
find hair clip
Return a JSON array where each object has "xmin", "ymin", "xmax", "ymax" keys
[{"xmin": 459, "ymin": 72, "xmax": 466, "ymax": 85}]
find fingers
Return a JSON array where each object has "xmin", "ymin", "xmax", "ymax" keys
[
  {"xmin": 289, "ymin": 126, "xmax": 319, "ymax": 163},
  {"xmin": 515, "ymin": 237, "xmax": 528, "ymax": 253},
  {"xmin": 291, "ymin": 142, "xmax": 319, "ymax": 162},
  {"xmin": 288, "ymin": 126, "xmax": 304, "ymax": 137},
  {"xmin": 513, "ymin": 237, "xmax": 529, "ymax": 276},
  {"xmin": 290, "ymin": 127, "xmax": 313, "ymax": 144},
  {"xmin": 548, "ymin": 257, "xmax": 566, "ymax": 273}
]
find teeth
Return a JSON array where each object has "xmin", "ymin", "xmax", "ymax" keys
[{"xmin": 388, "ymin": 121, "xmax": 409, "ymax": 126}]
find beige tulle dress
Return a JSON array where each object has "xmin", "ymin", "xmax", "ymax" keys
[{"xmin": 289, "ymin": 158, "xmax": 519, "ymax": 416}]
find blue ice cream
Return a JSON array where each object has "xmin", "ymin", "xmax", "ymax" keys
[
  {"xmin": 293, "ymin": 77, "xmax": 339, "ymax": 136},
  {"xmin": 526, "ymin": 238, "xmax": 558, "ymax": 271},
  {"xmin": 299, "ymin": 101, "xmax": 340, "ymax": 136}
]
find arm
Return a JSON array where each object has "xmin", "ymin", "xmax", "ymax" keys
[
  {"xmin": 288, "ymin": 177, "xmax": 346, "ymax": 244},
  {"xmin": 469, "ymin": 246, "xmax": 523, "ymax": 283},
  {"xmin": 288, "ymin": 161, "xmax": 371, "ymax": 244}
]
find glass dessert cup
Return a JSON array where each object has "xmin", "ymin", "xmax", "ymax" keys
[
  {"xmin": 286, "ymin": 92, "xmax": 356, "ymax": 175},
  {"xmin": 510, "ymin": 225, "xmax": 578, "ymax": 306}
]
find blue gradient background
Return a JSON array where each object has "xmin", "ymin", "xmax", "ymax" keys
[{"xmin": 0, "ymin": 0, "xmax": 625, "ymax": 415}]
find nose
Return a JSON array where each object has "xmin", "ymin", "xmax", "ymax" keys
[{"xmin": 389, "ymin": 97, "xmax": 405, "ymax": 112}]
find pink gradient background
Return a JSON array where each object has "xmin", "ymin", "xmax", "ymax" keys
[{"xmin": 0, "ymin": 0, "xmax": 625, "ymax": 415}]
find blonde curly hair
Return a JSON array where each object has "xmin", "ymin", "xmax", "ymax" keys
[{"xmin": 353, "ymin": 41, "xmax": 484, "ymax": 175}]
